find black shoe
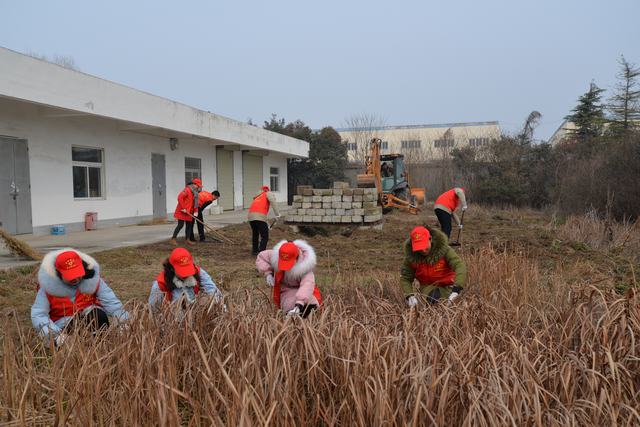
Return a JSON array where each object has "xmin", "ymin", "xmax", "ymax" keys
[{"xmin": 199, "ymin": 238, "xmax": 205, "ymax": 242}]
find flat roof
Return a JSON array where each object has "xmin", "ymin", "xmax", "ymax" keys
[
  {"xmin": 0, "ymin": 47, "xmax": 308, "ymax": 158},
  {"xmin": 336, "ymin": 121, "xmax": 500, "ymax": 132}
]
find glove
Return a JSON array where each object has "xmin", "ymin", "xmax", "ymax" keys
[
  {"xmin": 55, "ymin": 332, "xmax": 68, "ymax": 348},
  {"xmin": 266, "ymin": 274, "xmax": 275, "ymax": 287},
  {"xmin": 275, "ymin": 214, "xmax": 281, "ymax": 219},
  {"xmin": 462, "ymin": 205, "xmax": 468, "ymax": 211},
  {"xmin": 181, "ymin": 208, "xmax": 187, "ymax": 214},
  {"xmin": 406, "ymin": 295, "xmax": 418, "ymax": 307},
  {"xmin": 448, "ymin": 292, "xmax": 460, "ymax": 305},
  {"xmin": 286, "ymin": 303, "xmax": 304, "ymax": 317},
  {"xmin": 458, "ymin": 224, "xmax": 463, "ymax": 229}
]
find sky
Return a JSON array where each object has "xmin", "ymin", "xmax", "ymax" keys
[{"xmin": 1, "ymin": 0, "xmax": 639, "ymax": 140}]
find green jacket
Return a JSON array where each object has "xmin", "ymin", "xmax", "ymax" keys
[{"xmin": 399, "ymin": 227, "xmax": 467, "ymax": 296}]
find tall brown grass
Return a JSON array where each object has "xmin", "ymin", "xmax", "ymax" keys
[{"xmin": 1, "ymin": 248, "xmax": 639, "ymax": 426}]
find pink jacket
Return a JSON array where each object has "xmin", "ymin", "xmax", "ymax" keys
[{"xmin": 256, "ymin": 240, "xmax": 318, "ymax": 312}]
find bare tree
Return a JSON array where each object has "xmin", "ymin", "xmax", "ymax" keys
[
  {"xmin": 26, "ymin": 51, "xmax": 80, "ymax": 71},
  {"xmin": 519, "ymin": 111, "xmax": 542, "ymax": 144},
  {"xmin": 608, "ymin": 55, "xmax": 640, "ymax": 134},
  {"xmin": 343, "ymin": 113, "xmax": 387, "ymax": 164}
]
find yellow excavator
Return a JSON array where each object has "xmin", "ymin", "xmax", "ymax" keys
[{"xmin": 357, "ymin": 138, "xmax": 425, "ymax": 214}]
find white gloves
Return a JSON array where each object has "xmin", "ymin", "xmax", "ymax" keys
[
  {"xmin": 406, "ymin": 295, "xmax": 418, "ymax": 307},
  {"xmin": 181, "ymin": 209, "xmax": 187, "ymax": 213},
  {"xmin": 458, "ymin": 224, "xmax": 463, "ymax": 229},
  {"xmin": 286, "ymin": 303, "xmax": 303, "ymax": 317},
  {"xmin": 55, "ymin": 332, "xmax": 68, "ymax": 348},
  {"xmin": 275, "ymin": 214, "xmax": 281, "ymax": 218},
  {"xmin": 266, "ymin": 274, "xmax": 275, "ymax": 287},
  {"xmin": 448, "ymin": 292, "xmax": 460, "ymax": 305},
  {"xmin": 462, "ymin": 205, "xmax": 468, "ymax": 211}
]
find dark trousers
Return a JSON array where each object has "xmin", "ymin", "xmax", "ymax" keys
[
  {"xmin": 172, "ymin": 220, "xmax": 195, "ymax": 241},
  {"xmin": 435, "ymin": 208, "xmax": 452, "ymax": 238},
  {"xmin": 250, "ymin": 220, "xmax": 269, "ymax": 254},
  {"xmin": 196, "ymin": 202, "xmax": 212, "ymax": 241},
  {"xmin": 301, "ymin": 304, "xmax": 318, "ymax": 319},
  {"xmin": 64, "ymin": 307, "xmax": 110, "ymax": 334}
]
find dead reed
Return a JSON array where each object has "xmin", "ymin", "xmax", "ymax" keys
[{"xmin": 1, "ymin": 248, "xmax": 638, "ymax": 426}]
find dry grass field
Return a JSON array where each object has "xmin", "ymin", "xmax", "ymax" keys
[{"xmin": 1, "ymin": 206, "xmax": 639, "ymax": 425}]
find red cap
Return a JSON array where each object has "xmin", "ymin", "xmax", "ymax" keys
[
  {"xmin": 261, "ymin": 185, "xmax": 270, "ymax": 192},
  {"xmin": 278, "ymin": 242, "xmax": 299, "ymax": 271},
  {"xmin": 169, "ymin": 247, "xmax": 197, "ymax": 278},
  {"xmin": 191, "ymin": 178, "xmax": 202, "ymax": 187},
  {"xmin": 410, "ymin": 226, "xmax": 431, "ymax": 252},
  {"xmin": 55, "ymin": 250, "xmax": 86, "ymax": 282}
]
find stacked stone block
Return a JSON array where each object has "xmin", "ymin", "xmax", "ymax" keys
[{"xmin": 287, "ymin": 186, "xmax": 383, "ymax": 224}]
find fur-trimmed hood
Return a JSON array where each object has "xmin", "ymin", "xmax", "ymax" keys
[
  {"xmin": 403, "ymin": 227, "xmax": 450, "ymax": 265},
  {"xmin": 38, "ymin": 248, "xmax": 101, "ymax": 297},
  {"xmin": 270, "ymin": 239, "xmax": 316, "ymax": 279}
]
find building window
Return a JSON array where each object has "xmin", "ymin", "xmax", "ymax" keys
[
  {"xmin": 185, "ymin": 157, "xmax": 201, "ymax": 185},
  {"xmin": 270, "ymin": 167, "xmax": 280, "ymax": 192},
  {"xmin": 469, "ymin": 137, "xmax": 490, "ymax": 147},
  {"xmin": 72, "ymin": 146, "xmax": 104, "ymax": 198},
  {"xmin": 434, "ymin": 139, "xmax": 454, "ymax": 148},
  {"xmin": 381, "ymin": 141, "xmax": 389, "ymax": 150},
  {"xmin": 401, "ymin": 140, "xmax": 421, "ymax": 149},
  {"xmin": 347, "ymin": 142, "xmax": 357, "ymax": 151}
]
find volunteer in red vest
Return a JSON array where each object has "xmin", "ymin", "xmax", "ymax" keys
[
  {"xmin": 248, "ymin": 185, "xmax": 280, "ymax": 255},
  {"xmin": 170, "ymin": 178, "xmax": 202, "ymax": 245},
  {"xmin": 255, "ymin": 240, "xmax": 322, "ymax": 318},
  {"xmin": 434, "ymin": 187, "xmax": 468, "ymax": 239},
  {"xmin": 400, "ymin": 226, "xmax": 467, "ymax": 307},
  {"xmin": 195, "ymin": 190, "xmax": 221, "ymax": 242},
  {"xmin": 148, "ymin": 247, "xmax": 224, "ymax": 310},
  {"xmin": 31, "ymin": 249, "xmax": 129, "ymax": 346}
]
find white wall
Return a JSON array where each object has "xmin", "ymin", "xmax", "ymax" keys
[
  {"xmin": 0, "ymin": 98, "xmax": 220, "ymax": 231},
  {"xmin": 262, "ymin": 153, "xmax": 288, "ymax": 203}
]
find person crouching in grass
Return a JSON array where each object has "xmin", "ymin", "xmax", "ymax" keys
[
  {"xmin": 401, "ymin": 226, "xmax": 467, "ymax": 307},
  {"xmin": 148, "ymin": 247, "xmax": 224, "ymax": 313},
  {"xmin": 31, "ymin": 249, "xmax": 129, "ymax": 347},
  {"xmin": 256, "ymin": 240, "xmax": 322, "ymax": 318}
]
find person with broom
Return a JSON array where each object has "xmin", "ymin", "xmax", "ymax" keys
[
  {"xmin": 148, "ymin": 247, "xmax": 225, "ymax": 311},
  {"xmin": 248, "ymin": 185, "xmax": 280, "ymax": 256},
  {"xmin": 400, "ymin": 226, "xmax": 467, "ymax": 307},
  {"xmin": 433, "ymin": 187, "xmax": 467, "ymax": 239},
  {"xmin": 31, "ymin": 249, "xmax": 129, "ymax": 347},
  {"xmin": 255, "ymin": 239, "xmax": 322, "ymax": 318},
  {"xmin": 195, "ymin": 190, "xmax": 221, "ymax": 242},
  {"xmin": 170, "ymin": 178, "xmax": 202, "ymax": 245}
]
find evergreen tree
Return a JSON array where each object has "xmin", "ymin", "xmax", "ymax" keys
[
  {"xmin": 608, "ymin": 55, "xmax": 640, "ymax": 134},
  {"xmin": 565, "ymin": 82, "xmax": 606, "ymax": 142}
]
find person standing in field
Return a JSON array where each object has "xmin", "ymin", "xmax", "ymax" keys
[
  {"xmin": 433, "ymin": 187, "xmax": 467, "ymax": 239},
  {"xmin": 195, "ymin": 190, "xmax": 221, "ymax": 242},
  {"xmin": 248, "ymin": 185, "xmax": 280, "ymax": 256},
  {"xmin": 256, "ymin": 240, "xmax": 322, "ymax": 318},
  {"xmin": 400, "ymin": 226, "xmax": 467, "ymax": 307},
  {"xmin": 31, "ymin": 249, "xmax": 129, "ymax": 347},
  {"xmin": 148, "ymin": 247, "xmax": 224, "ymax": 311},
  {"xmin": 170, "ymin": 178, "xmax": 202, "ymax": 246}
]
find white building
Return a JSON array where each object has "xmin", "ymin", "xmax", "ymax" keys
[{"xmin": 0, "ymin": 47, "xmax": 308, "ymax": 235}]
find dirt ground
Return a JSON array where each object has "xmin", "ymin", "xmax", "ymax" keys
[{"xmin": 1, "ymin": 204, "xmax": 637, "ymax": 323}]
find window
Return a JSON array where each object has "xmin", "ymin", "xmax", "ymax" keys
[
  {"xmin": 401, "ymin": 140, "xmax": 421, "ymax": 149},
  {"xmin": 347, "ymin": 142, "xmax": 357, "ymax": 151},
  {"xmin": 469, "ymin": 138, "xmax": 490, "ymax": 147},
  {"xmin": 185, "ymin": 157, "xmax": 202, "ymax": 185},
  {"xmin": 72, "ymin": 146, "xmax": 104, "ymax": 198},
  {"xmin": 434, "ymin": 139, "xmax": 454, "ymax": 148},
  {"xmin": 381, "ymin": 141, "xmax": 389, "ymax": 150},
  {"xmin": 270, "ymin": 167, "xmax": 280, "ymax": 192}
]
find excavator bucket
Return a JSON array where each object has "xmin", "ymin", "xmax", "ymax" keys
[{"xmin": 356, "ymin": 173, "xmax": 377, "ymax": 188}]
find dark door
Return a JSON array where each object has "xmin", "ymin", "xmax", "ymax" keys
[
  {"xmin": 151, "ymin": 153, "xmax": 167, "ymax": 218},
  {"xmin": 0, "ymin": 137, "xmax": 33, "ymax": 234}
]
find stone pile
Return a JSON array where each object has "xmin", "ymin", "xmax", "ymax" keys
[{"xmin": 286, "ymin": 183, "xmax": 383, "ymax": 224}]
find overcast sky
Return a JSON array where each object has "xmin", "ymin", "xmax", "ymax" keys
[{"xmin": 2, "ymin": 0, "xmax": 639, "ymax": 140}]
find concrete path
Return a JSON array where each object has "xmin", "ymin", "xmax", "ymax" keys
[{"xmin": 0, "ymin": 209, "xmax": 265, "ymax": 270}]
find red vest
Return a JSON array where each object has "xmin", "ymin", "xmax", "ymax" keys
[
  {"xmin": 272, "ymin": 271, "xmax": 323, "ymax": 309},
  {"xmin": 411, "ymin": 258, "xmax": 456, "ymax": 287},
  {"xmin": 46, "ymin": 284, "xmax": 101, "ymax": 322},
  {"xmin": 435, "ymin": 189, "xmax": 461, "ymax": 212},
  {"xmin": 249, "ymin": 192, "xmax": 270, "ymax": 215},
  {"xmin": 198, "ymin": 191, "xmax": 213, "ymax": 207},
  {"xmin": 156, "ymin": 267, "xmax": 201, "ymax": 302}
]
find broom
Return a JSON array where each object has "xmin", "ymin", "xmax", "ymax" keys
[{"xmin": 0, "ymin": 227, "xmax": 42, "ymax": 261}]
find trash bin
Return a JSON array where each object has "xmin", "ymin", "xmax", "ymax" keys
[{"xmin": 85, "ymin": 212, "xmax": 98, "ymax": 231}]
